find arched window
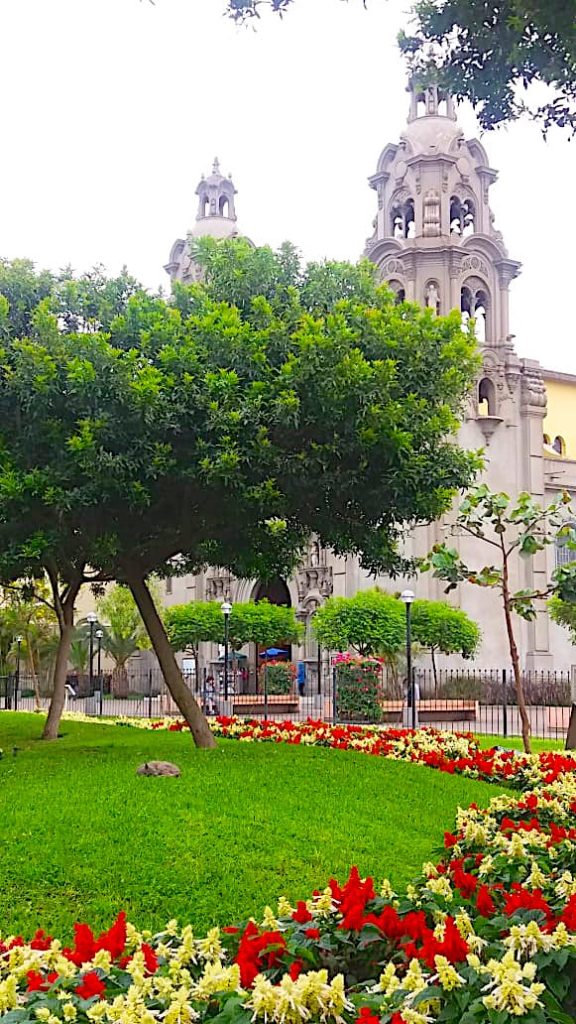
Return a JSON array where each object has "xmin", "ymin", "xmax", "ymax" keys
[
  {"xmin": 461, "ymin": 282, "xmax": 490, "ymax": 342},
  {"xmin": 199, "ymin": 194, "xmax": 210, "ymax": 218},
  {"xmin": 390, "ymin": 198, "xmax": 415, "ymax": 239},
  {"xmin": 450, "ymin": 196, "xmax": 476, "ymax": 236},
  {"xmin": 552, "ymin": 435, "xmax": 566, "ymax": 456},
  {"xmin": 478, "ymin": 377, "xmax": 495, "ymax": 416},
  {"xmin": 388, "ymin": 279, "xmax": 406, "ymax": 304},
  {"xmin": 425, "ymin": 281, "xmax": 440, "ymax": 314},
  {"xmin": 555, "ymin": 522, "xmax": 576, "ymax": 568},
  {"xmin": 543, "ymin": 433, "xmax": 551, "ymax": 445},
  {"xmin": 219, "ymin": 195, "xmax": 229, "ymax": 216}
]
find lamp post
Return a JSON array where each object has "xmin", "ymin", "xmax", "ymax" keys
[
  {"xmin": 400, "ymin": 590, "xmax": 416, "ymax": 729},
  {"xmin": 86, "ymin": 612, "xmax": 97, "ymax": 696},
  {"xmin": 221, "ymin": 600, "xmax": 232, "ymax": 701},
  {"xmin": 15, "ymin": 635, "xmax": 23, "ymax": 711},
  {"xmin": 96, "ymin": 629, "xmax": 104, "ymax": 715}
]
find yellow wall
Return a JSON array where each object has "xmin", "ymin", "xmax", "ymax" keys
[{"xmin": 543, "ymin": 378, "xmax": 576, "ymax": 459}]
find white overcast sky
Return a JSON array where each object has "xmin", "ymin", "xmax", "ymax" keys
[{"xmin": 1, "ymin": 0, "xmax": 574, "ymax": 370}]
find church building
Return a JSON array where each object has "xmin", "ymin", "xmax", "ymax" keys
[{"xmin": 162, "ymin": 84, "xmax": 576, "ymax": 683}]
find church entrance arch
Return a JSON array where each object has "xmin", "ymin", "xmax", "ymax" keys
[{"xmin": 250, "ymin": 577, "xmax": 293, "ymax": 693}]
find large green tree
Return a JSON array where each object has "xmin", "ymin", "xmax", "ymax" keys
[
  {"xmin": 226, "ymin": 1, "xmax": 576, "ymax": 133},
  {"xmin": 0, "ymin": 241, "xmax": 479, "ymax": 745}
]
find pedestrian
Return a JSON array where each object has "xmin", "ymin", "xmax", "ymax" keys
[{"xmin": 297, "ymin": 661, "xmax": 306, "ymax": 697}]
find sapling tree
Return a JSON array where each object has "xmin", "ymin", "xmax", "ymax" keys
[
  {"xmin": 423, "ymin": 484, "xmax": 576, "ymax": 752},
  {"xmin": 411, "ymin": 599, "xmax": 481, "ymax": 689},
  {"xmin": 312, "ymin": 589, "xmax": 405, "ymax": 657}
]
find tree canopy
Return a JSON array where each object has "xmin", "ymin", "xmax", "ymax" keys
[
  {"xmin": 165, "ymin": 599, "xmax": 302, "ymax": 654},
  {"xmin": 312, "ymin": 590, "xmax": 405, "ymax": 656},
  {"xmin": 0, "ymin": 242, "xmax": 479, "ymax": 743},
  {"xmin": 225, "ymin": 0, "xmax": 576, "ymax": 133}
]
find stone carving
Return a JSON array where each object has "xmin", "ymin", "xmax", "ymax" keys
[
  {"xmin": 461, "ymin": 255, "xmax": 488, "ymax": 277},
  {"xmin": 422, "ymin": 189, "xmax": 440, "ymax": 237},
  {"xmin": 521, "ymin": 365, "xmax": 547, "ymax": 409},
  {"xmin": 425, "ymin": 281, "xmax": 440, "ymax": 313},
  {"xmin": 137, "ymin": 761, "xmax": 181, "ymax": 777},
  {"xmin": 205, "ymin": 569, "xmax": 232, "ymax": 601},
  {"xmin": 296, "ymin": 565, "xmax": 333, "ymax": 604},
  {"xmin": 382, "ymin": 258, "xmax": 404, "ymax": 278}
]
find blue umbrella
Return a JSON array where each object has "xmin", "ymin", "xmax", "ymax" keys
[{"xmin": 259, "ymin": 647, "xmax": 289, "ymax": 658}]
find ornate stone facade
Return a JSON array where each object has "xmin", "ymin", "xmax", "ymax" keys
[{"xmin": 162, "ymin": 93, "xmax": 576, "ymax": 679}]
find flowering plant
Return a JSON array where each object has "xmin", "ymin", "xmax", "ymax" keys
[
  {"xmin": 2, "ymin": 752, "xmax": 576, "ymax": 1022},
  {"xmin": 259, "ymin": 660, "xmax": 296, "ymax": 695},
  {"xmin": 332, "ymin": 655, "xmax": 384, "ymax": 722}
]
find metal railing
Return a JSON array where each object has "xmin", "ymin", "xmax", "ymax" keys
[{"xmin": 3, "ymin": 667, "xmax": 575, "ymax": 742}]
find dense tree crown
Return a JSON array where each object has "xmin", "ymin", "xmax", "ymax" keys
[
  {"xmin": 0, "ymin": 245, "xmax": 478, "ymax": 743},
  {"xmin": 226, "ymin": 0, "xmax": 576, "ymax": 133},
  {"xmin": 165, "ymin": 600, "xmax": 302, "ymax": 653}
]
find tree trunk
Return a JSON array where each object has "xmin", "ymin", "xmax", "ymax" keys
[
  {"xmin": 43, "ymin": 611, "xmax": 75, "ymax": 740},
  {"xmin": 431, "ymin": 647, "xmax": 438, "ymax": 694},
  {"xmin": 112, "ymin": 664, "xmax": 130, "ymax": 698},
  {"xmin": 501, "ymin": 549, "xmax": 532, "ymax": 754},
  {"xmin": 28, "ymin": 651, "xmax": 42, "ymax": 711},
  {"xmin": 128, "ymin": 574, "xmax": 216, "ymax": 748}
]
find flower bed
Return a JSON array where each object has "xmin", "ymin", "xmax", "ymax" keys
[{"xmin": 2, "ymin": 721, "xmax": 576, "ymax": 1021}]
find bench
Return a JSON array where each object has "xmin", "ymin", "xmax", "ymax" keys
[
  {"xmin": 379, "ymin": 699, "xmax": 479, "ymax": 723},
  {"xmin": 232, "ymin": 693, "xmax": 300, "ymax": 717}
]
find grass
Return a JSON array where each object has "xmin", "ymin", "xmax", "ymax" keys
[
  {"xmin": 477, "ymin": 734, "xmax": 565, "ymax": 752},
  {"xmin": 0, "ymin": 713, "xmax": 507, "ymax": 941}
]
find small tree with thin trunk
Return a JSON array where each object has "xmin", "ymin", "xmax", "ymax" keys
[
  {"xmin": 312, "ymin": 589, "xmax": 405, "ymax": 657},
  {"xmin": 411, "ymin": 599, "xmax": 481, "ymax": 690},
  {"xmin": 422, "ymin": 484, "xmax": 576, "ymax": 753}
]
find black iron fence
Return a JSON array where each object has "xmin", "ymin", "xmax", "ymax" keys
[{"xmin": 3, "ymin": 666, "xmax": 575, "ymax": 742}]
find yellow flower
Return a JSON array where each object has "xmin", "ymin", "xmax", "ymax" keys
[
  {"xmin": 432, "ymin": 955, "xmax": 465, "ymax": 991},
  {"xmin": 0, "ymin": 977, "xmax": 18, "ymax": 1014}
]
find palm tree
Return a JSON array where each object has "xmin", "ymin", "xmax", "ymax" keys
[{"xmin": 96, "ymin": 584, "xmax": 153, "ymax": 697}]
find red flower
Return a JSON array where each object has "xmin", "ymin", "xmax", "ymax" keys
[
  {"xmin": 26, "ymin": 970, "xmax": 58, "ymax": 992},
  {"xmin": 75, "ymin": 971, "xmax": 106, "ymax": 1000},
  {"xmin": 141, "ymin": 943, "xmax": 159, "ymax": 974},
  {"xmin": 476, "ymin": 885, "xmax": 496, "ymax": 917},
  {"xmin": 356, "ymin": 1008, "xmax": 380, "ymax": 1024},
  {"xmin": 304, "ymin": 927, "xmax": 321, "ymax": 939},
  {"xmin": 223, "ymin": 926, "xmax": 240, "ymax": 934},
  {"xmin": 234, "ymin": 922, "xmax": 287, "ymax": 988},
  {"xmin": 291, "ymin": 901, "xmax": 312, "ymax": 924},
  {"xmin": 289, "ymin": 959, "xmax": 304, "ymax": 980}
]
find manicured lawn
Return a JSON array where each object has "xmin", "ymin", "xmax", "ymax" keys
[
  {"xmin": 477, "ymin": 733, "xmax": 565, "ymax": 751},
  {"xmin": 0, "ymin": 713, "xmax": 505, "ymax": 940}
]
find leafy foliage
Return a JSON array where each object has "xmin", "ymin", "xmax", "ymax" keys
[
  {"xmin": 166, "ymin": 600, "xmax": 302, "ymax": 653},
  {"xmin": 422, "ymin": 483, "xmax": 576, "ymax": 751},
  {"xmin": 549, "ymin": 594, "xmax": 576, "ymax": 645},
  {"xmin": 312, "ymin": 589, "xmax": 405, "ymax": 656},
  {"xmin": 261, "ymin": 660, "xmax": 296, "ymax": 694},
  {"xmin": 401, "ymin": 0, "xmax": 576, "ymax": 133},
  {"xmin": 411, "ymin": 599, "xmax": 480, "ymax": 659},
  {"xmin": 334, "ymin": 655, "xmax": 383, "ymax": 721},
  {"xmin": 0, "ymin": 241, "xmax": 478, "ymax": 741}
]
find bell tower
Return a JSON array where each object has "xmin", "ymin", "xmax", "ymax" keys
[
  {"xmin": 364, "ymin": 82, "xmax": 551, "ymax": 669},
  {"xmin": 366, "ymin": 80, "xmax": 520, "ymax": 348},
  {"xmin": 165, "ymin": 158, "xmax": 239, "ymax": 284}
]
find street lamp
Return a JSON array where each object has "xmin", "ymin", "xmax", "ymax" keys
[
  {"xmin": 86, "ymin": 612, "xmax": 98, "ymax": 696},
  {"xmin": 221, "ymin": 600, "xmax": 232, "ymax": 701},
  {"xmin": 95, "ymin": 629, "xmax": 104, "ymax": 714},
  {"xmin": 400, "ymin": 590, "xmax": 416, "ymax": 730},
  {"xmin": 15, "ymin": 635, "xmax": 23, "ymax": 712}
]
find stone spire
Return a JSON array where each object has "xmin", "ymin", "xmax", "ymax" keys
[
  {"xmin": 165, "ymin": 158, "xmax": 239, "ymax": 284},
  {"xmin": 364, "ymin": 82, "xmax": 520, "ymax": 348}
]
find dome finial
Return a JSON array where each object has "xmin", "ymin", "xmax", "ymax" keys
[{"xmin": 212, "ymin": 156, "xmax": 220, "ymax": 175}]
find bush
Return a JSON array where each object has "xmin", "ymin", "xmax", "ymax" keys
[
  {"xmin": 261, "ymin": 660, "xmax": 295, "ymax": 695},
  {"xmin": 335, "ymin": 655, "xmax": 383, "ymax": 722}
]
